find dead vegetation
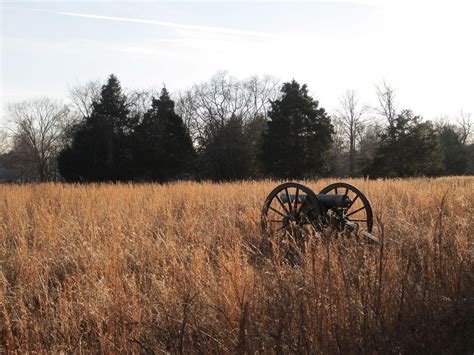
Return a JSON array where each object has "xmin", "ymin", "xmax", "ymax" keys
[{"xmin": 1, "ymin": 177, "xmax": 473, "ymax": 353}]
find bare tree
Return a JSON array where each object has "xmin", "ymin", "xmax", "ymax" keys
[
  {"xmin": 335, "ymin": 90, "xmax": 368, "ymax": 175},
  {"xmin": 327, "ymin": 116, "xmax": 349, "ymax": 176},
  {"xmin": 457, "ymin": 110, "xmax": 472, "ymax": 144},
  {"xmin": 126, "ymin": 87, "xmax": 160, "ymax": 120},
  {"xmin": 243, "ymin": 74, "xmax": 280, "ymax": 119},
  {"xmin": 375, "ymin": 81, "xmax": 397, "ymax": 130},
  {"xmin": 358, "ymin": 122, "xmax": 384, "ymax": 172},
  {"xmin": 175, "ymin": 71, "xmax": 280, "ymax": 143},
  {"xmin": 69, "ymin": 80, "xmax": 102, "ymax": 118},
  {"xmin": 174, "ymin": 72, "xmax": 279, "ymax": 179},
  {"xmin": 0, "ymin": 130, "xmax": 10, "ymax": 155},
  {"xmin": 8, "ymin": 98, "xmax": 71, "ymax": 181}
]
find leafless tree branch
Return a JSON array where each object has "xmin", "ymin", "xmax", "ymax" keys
[
  {"xmin": 335, "ymin": 90, "xmax": 368, "ymax": 175},
  {"xmin": 457, "ymin": 110, "xmax": 472, "ymax": 144},
  {"xmin": 374, "ymin": 81, "xmax": 397, "ymax": 129},
  {"xmin": 175, "ymin": 71, "xmax": 279, "ymax": 144},
  {"xmin": 69, "ymin": 80, "xmax": 102, "ymax": 118},
  {"xmin": 7, "ymin": 98, "xmax": 72, "ymax": 181}
]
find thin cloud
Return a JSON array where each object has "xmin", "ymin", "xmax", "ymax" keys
[{"xmin": 58, "ymin": 11, "xmax": 275, "ymax": 38}]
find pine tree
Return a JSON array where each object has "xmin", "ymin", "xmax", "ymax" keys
[
  {"xmin": 364, "ymin": 110, "xmax": 444, "ymax": 177},
  {"xmin": 135, "ymin": 88, "xmax": 195, "ymax": 181},
  {"xmin": 261, "ymin": 80, "xmax": 334, "ymax": 178},
  {"xmin": 91, "ymin": 74, "xmax": 134, "ymax": 132},
  {"xmin": 58, "ymin": 74, "xmax": 135, "ymax": 181},
  {"xmin": 438, "ymin": 125, "xmax": 467, "ymax": 175}
]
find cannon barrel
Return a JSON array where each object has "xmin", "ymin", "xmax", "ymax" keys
[
  {"xmin": 280, "ymin": 193, "xmax": 352, "ymax": 208},
  {"xmin": 316, "ymin": 194, "xmax": 351, "ymax": 208}
]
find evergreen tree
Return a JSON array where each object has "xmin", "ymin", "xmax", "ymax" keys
[
  {"xmin": 58, "ymin": 74, "xmax": 135, "ymax": 181},
  {"xmin": 438, "ymin": 125, "xmax": 467, "ymax": 175},
  {"xmin": 364, "ymin": 110, "xmax": 444, "ymax": 177},
  {"xmin": 135, "ymin": 88, "xmax": 195, "ymax": 181},
  {"xmin": 261, "ymin": 80, "xmax": 333, "ymax": 178},
  {"xmin": 466, "ymin": 143, "xmax": 474, "ymax": 175},
  {"xmin": 91, "ymin": 74, "xmax": 136, "ymax": 133}
]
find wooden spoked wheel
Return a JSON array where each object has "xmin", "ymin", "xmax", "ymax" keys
[
  {"xmin": 319, "ymin": 182, "xmax": 373, "ymax": 233},
  {"xmin": 261, "ymin": 182, "xmax": 323, "ymax": 252}
]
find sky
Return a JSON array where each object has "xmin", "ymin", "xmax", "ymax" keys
[{"xmin": 1, "ymin": 0, "xmax": 473, "ymax": 125}]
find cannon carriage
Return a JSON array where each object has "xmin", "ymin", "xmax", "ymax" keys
[{"xmin": 261, "ymin": 182, "xmax": 379, "ymax": 247}]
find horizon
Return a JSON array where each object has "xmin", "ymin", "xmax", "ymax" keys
[{"xmin": 1, "ymin": 0, "xmax": 473, "ymax": 124}]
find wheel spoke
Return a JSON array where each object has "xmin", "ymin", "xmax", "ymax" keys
[
  {"xmin": 347, "ymin": 219, "xmax": 367, "ymax": 223},
  {"xmin": 335, "ymin": 187, "xmax": 338, "ymax": 194},
  {"xmin": 294, "ymin": 188, "xmax": 299, "ymax": 212},
  {"xmin": 344, "ymin": 187, "xmax": 349, "ymax": 197},
  {"xmin": 276, "ymin": 195, "xmax": 290, "ymax": 215},
  {"xmin": 296, "ymin": 197, "xmax": 306, "ymax": 217},
  {"xmin": 285, "ymin": 188, "xmax": 293, "ymax": 212},
  {"xmin": 346, "ymin": 205, "xmax": 365, "ymax": 217},
  {"xmin": 347, "ymin": 194, "xmax": 359, "ymax": 210},
  {"xmin": 269, "ymin": 206, "xmax": 286, "ymax": 218}
]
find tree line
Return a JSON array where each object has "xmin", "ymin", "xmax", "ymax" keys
[{"xmin": 0, "ymin": 72, "xmax": 472, "ymax": 182}]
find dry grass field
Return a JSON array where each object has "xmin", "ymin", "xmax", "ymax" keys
[{"xmin": 1, "ymin": 177, "xmax": 473, "ymax": 353}]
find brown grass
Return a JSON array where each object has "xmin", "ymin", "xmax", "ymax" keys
[{"xmin": 1, "ymin": 177, "xmax": 473, "ymax": 353}]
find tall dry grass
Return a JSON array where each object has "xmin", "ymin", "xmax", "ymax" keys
[{"xmin": 1, "ymin": 178, "xmax": 473, "ymax": 353}]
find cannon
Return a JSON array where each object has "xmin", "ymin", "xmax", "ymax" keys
[{"xmin": 261, "ymin": 182, "xmax": 379, "ymax": 247}]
